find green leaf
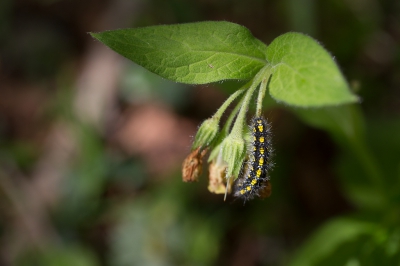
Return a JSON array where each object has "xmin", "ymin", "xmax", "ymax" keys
[
  {"xmin": 294, "ymin": 105, "xmax": 386, "ymax": 209},
  {"xmin": 289, "ymin": 218, "xmax": 386, "ymax": 266},
  {"xmin": 266, "ymin": 32, "xmax": 359, "ymax": 107},
  {"xmin": 91, "ymin": 21, "xmax": 268, "ymax": 84},
  {"xmin": 294, "ymin": 105, "xmax": 365, "ymax": 146}
]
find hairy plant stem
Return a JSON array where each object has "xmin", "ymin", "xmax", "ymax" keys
[
  {"xmin": 212, "ymin": 83, "xmax": 249, "ymax": 121},
  {"xmin": 221, "ymin": 92, "xmax": 246, "ymax": 137},
  {"xmin": 230, "ymin": 66, "xmax": 269, "ymax": 138},
  {"xmin": 256, "ymin": 71, "xmax": 271, "ymax": 116}
]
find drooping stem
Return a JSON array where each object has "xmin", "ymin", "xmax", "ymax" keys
[
  {"xmin": 256, "ymin": 72, "xmax": 270, "ymax": 116},
  {"xmin": 221, "ymin": 92, "xmax": 246, "ymax": 137},
  {"xmin": 230, "ymin": 66, "xmax": 269, "ymax": 138},
  {"xmin": 212, "ymin": 82, "xmax": 251, "ymax": 121},
  {"xmin": 207, "ymin": 88, "xmax": 247, "ymax": 162}
]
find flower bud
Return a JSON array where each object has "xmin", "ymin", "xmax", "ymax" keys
[
  {"xmin": 220, "ymin": 134, "xmax": 246, "ymax": 178},
  {"xmin": 192, "ymin": 117, "xmax": 219, "ymax": 149}
]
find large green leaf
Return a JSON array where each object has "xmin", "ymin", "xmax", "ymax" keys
[
  {"xmin": 266, "ymin": 32, "xmax": 359, "ymax": 107},
  {"xmin": 91, "ymin": 21, "xmax": 268, "ymax": 84},
  {"xmin": 294, "ymin": 105, "xmax": 386, "ymax": 209}
]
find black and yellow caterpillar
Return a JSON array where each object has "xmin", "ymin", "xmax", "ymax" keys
[{"xmin": 234, "ymin": 116, "xmax": 273, "ymax": 202}]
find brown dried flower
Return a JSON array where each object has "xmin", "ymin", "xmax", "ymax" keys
[
  {"xmin": 182, "ymin": 147, "xmax": 208, "ymax": 182},
  {"xmin": 208, "ymin": 160, "xmax": 229, "ymax": 194}
]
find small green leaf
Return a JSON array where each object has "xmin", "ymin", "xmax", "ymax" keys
[
  {"xmin": 91, "ymin": 21, "xmax": 268, "ymax": 84},
  {"xmin": 266, "ymin": 32, "xmax": 358, "ymax": 107}
]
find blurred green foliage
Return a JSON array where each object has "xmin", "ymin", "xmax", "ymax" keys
[{"xmin": 0, "ymin": 0, "xmax": 399, "ymax": 265}]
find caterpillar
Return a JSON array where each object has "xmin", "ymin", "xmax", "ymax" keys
[{"xmin": 233, "ymin": 116, "xmax": 273, "ymax": 202}]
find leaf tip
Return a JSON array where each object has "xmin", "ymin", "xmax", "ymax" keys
[{"xmin": 89, "ymin": 32, "xmax": 101, "ymax": 40}]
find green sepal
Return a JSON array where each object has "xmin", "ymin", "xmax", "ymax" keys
[{"xmin": 192, "ymin": 117, "xmax": 219, "ymax": 149}]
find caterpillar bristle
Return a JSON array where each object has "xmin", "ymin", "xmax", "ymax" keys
[{"xmin": 233, "ymin": 116, "xmax": 273, "ymax": 203}]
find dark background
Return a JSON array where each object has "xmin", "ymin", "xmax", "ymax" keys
[{"xmin": 0, "ymin": 0, "xmax": 399, "ymax": 265}]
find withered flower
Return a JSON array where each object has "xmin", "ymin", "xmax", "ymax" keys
[
  {"xmin": 208, "ymin": 156, "xmax": 230, "ymax": 194},
  {"xmin": 182, "ymin": 147, "xmax": 208, "ymax": 182}
]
